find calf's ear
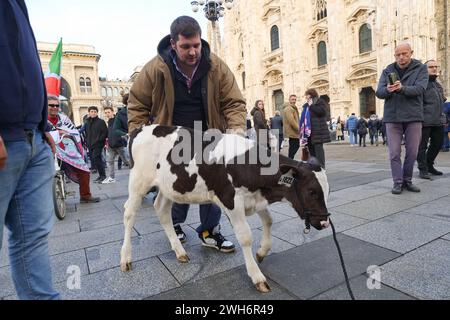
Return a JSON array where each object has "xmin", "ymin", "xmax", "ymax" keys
[
  {"xmin": 307, "ymin": 157, "xmax": 323, "ymax": 172},
  {"xmin": 279, "ymin": 164, "xmax": 304, "ymax": 181}
]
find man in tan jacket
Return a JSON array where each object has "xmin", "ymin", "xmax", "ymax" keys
[
  {"xmin": 128, "ymin": 16, "xmax": 246, "ymax": 253},
  {"xmin": 283, "ymin": 95, "xmax": 300, "ymax": 159}
]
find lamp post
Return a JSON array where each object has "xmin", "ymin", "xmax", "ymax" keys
[{"xmin": 190, "ymin": 0, "xmax": 234, "ymax": 56}]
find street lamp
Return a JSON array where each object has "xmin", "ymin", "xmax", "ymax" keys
[{"xmin": 190, "ymin": 0, "xmax": 234, "ymax": 22}]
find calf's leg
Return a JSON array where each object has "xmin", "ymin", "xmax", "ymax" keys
[
  {"xmin": 154, "ymin": 193, "xmax": 189, "ymax": 263},
  {"xmin": 120, "ymin": 170, "xmax": 149, "ymax": 272},
  {"xmin": 256, "ymin": 209, "xmax": 273, "ymax": 263},
  {"xmin": 227, "ymin": 200, "xmax": 271, "ymax": 293}
]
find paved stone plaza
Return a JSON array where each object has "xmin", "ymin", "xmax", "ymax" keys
[{"xmin": 1, "ymin": 142, "xmax": 450, "ymax": 300}]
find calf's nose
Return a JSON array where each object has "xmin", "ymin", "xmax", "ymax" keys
[{"xmin": 321, "ymin": 219, "xmax": 330, "ymax": 229}]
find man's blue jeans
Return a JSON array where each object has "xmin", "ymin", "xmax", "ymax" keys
[
  {"xmin": 172, "ymin": 203, "xmax": 221, "ymax": 234},
  {"xmin": 0, "ymin": 130, "xmax": 60, "ymax": 300}
]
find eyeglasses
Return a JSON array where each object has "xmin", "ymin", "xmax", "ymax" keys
[
  {"xmin": 428, "ymin": 66, "xmax": 439, "ymax": 69},
  {"xmin": 48, "ymin": 104, "xmax": 60, "ymax": 108}
]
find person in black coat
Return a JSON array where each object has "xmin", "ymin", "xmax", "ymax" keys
[
  {"xmin": 357, "ymin": 117, "xmax": 369, "ymax": 147},
  {"xmin": 85, "ymin": 106, "xmax": 108, "ymax": 182},
  {"xmin": 417, "ymin": 60, "xmax": 447, "ymax": 179},
  {"xmin": 303, "ymin": 89, "xmax": 331, "ymax": 168}
]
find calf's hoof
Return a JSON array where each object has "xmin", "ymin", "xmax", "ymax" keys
[
  {"xmin": 177, "ymin": 255, "xmax": 190, "ymax": 263},
  {"xmin": 255, "ymin": 281, "xmax": 271, "ymax": 293},
  {"xmin": 256, "ymin": 253, "xmax": 265, "ymax": 264},
  {"xmin": 120, "ymin": 262, "xmax": 132, "ymax": 272}
]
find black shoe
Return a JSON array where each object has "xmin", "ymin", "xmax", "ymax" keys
[
  {"xmin": 391, "ymin": 184, "xmax": 403, "ymax": 195},
  {"xmin": 80, "ymin": 196, "xmax": 101, "ymax": 203},
  {"xmin": 419, "ymin": 170, "xmax": 432, "ymax": 180},
  {"xmin": 199, "ymin": 226, "xmax": 235, "ymax": 253},
  {"xmin": 95, "ymin": 176, "xmax": 106, "ymax": 183},
  {"xmin": 403, "ymin": 182, "xmax": 421, "ymax": 193},
  {"xmin": 174, "ymin": 225, "xmax": 187, "ymax": 243},
  {"xmin": 428, "ymin": 166, "xmax": 443, "ymax": 176}
]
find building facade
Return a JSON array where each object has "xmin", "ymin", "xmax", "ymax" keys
[
  {"xmin": 223, "ymin": 0, "xmax": 446, "ymax": 119},
  {"xmin": 99, "ymin": 78, "xmax": 133, "ymax": 109},
  {"xmin": 38, "ymin": 42, "xmax": 103, "ymax": 126}
]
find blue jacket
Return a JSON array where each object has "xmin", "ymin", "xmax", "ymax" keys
[
  {"xmin": 376, "ymin": 59, "xmax": 428, "ymax": 123},
  {"xmin": 0, "ymin": 0, "xmax": 47, "ymax": 142},
  {"xmin": 444, "ymin": 102, "xmax": 450, "ymax": 133},
  {"xmin": 346, "ymin": 115, "xmax": 358, "ymax": 131}
]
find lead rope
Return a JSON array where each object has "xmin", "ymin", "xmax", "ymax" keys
[{"xmin": 329, "ymin": 218, "xmax": 355, "ymax": 300}]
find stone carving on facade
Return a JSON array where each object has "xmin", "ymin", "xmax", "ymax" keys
[
  {"xmin": 402, "ymin": 15, "xmax": 409, "ymax": 40},
  {"xmin": 263, "ymin": 51, "xmax": 284, "ymax": 69},
  {"xmin": 309, "ymin": 79, "xmax": 329, "ymax": 95},
  {"xmin": 264, "ymin": 70, "xmax": 283, "ymax": 87}
]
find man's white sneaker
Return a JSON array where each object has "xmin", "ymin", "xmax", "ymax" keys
[{"xmin": 102, "ymin": 177, "xmax": 116, "ymax": 184}]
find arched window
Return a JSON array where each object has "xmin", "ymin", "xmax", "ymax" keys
[
  {"xmin": 125, "ymin": 87, "xmax": 130, "ymax": 93},
  {"xmin": 101, "ymin": 87, "xmax": 107, "ymax": 97},
  {"xmin": 79, "ymin": 77, "xmax": 86, "ymax": 93},
  {"xmin": 107, "ymin": 87, "xmax": 113, "ymax": 97},
  {"xmin": 317, "ymin": 41, "xmax": 327, "ymax": 66},
  {"xmin": 113, "ymin": 87, "xmax": 119, "ymax": 96},
  {"xmin": 85, "ymin": 78, "xmax": 92, "ymax": 93},
  {"xmin": 359, "ymin": 24, "xmax": 373, "ymax": 54},
  {"xmin": 270, "ymin": 25, "xmax": 280, "ymax": 51},
  {"xmin": 315, "ymin": 0, "xmax": 327, "ymax": 21},
  {"xmin": 242, "ymin": 72, "xmax": 246, "ymax": 90}
]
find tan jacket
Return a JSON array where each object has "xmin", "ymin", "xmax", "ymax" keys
[
  {"xmin": 128, "ymin": 37, "xmax": 246, "ymax": 133},
  {"xmin": 283, "ymin": 104, "xmax": 300, "ymax": 139}
]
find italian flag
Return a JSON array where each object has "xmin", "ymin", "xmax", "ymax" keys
[{"xmin": 45, "ymin": 38, "xmax": 63, "ymax": 96}]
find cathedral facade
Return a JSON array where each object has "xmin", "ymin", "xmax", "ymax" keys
[{"xmin": 223, "ymin": 0, "xmax": 448, "ymax": 119}]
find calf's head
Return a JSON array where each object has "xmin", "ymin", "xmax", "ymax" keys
[{"xmin": 279, "ymin": 158, "xmax": 330, "ymax": 232}]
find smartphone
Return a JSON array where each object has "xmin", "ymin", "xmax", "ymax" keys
[{"xmin": 388, "ymin": 73, "xmax": 398, "ymax": 85}]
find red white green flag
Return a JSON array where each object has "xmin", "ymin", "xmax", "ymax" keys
[{"xmin": 45, "ymin": 38, "xmax": 63, "ymax": 96}]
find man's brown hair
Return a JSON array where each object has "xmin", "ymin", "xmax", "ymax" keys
[{"xmin": 305, "ymin": 89, "xmax": 319, "ymax": 98}]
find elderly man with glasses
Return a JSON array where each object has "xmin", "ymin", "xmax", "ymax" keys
[{"xmin": 47, "ymin": 95, "xmax": 100, "ymax": 203}]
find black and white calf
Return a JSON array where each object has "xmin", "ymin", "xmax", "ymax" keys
[{"xmin": 120, "ymin": 125, "xmax": 330, "ymax": 293}]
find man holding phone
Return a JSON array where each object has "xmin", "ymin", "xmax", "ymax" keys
[{"xmin": 376, "ymin": 43, "xmax": 429, "ymax": 195}]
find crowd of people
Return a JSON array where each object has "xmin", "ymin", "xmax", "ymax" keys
[{"xmin": 1, "ymin": 1, "xmax": 449, "ymax": 300}]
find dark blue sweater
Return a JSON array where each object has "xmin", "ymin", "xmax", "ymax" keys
[{"xmin": 0, "ymin": 0, "xmax": 47, "ymax": 141}]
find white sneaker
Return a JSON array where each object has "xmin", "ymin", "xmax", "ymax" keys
[{"xmin": 102, "ymin": 177, "xmax": 116, "ymax": 184}]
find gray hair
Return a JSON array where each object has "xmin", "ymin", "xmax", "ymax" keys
[{"xmin": 47, "ymin": 94, "xmax": 59, "ymax": 101}]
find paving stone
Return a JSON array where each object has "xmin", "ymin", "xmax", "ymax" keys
[
  {"xmin": 381, "ymin": 240, "xmax": 450, "ymax": 300},
  {"xmin": 260, "ymin": 234, "xmax": 400, "ymax": 299},
  {"xmin": 50, "ymin": 220, "xmax": 80, "ymax": 238},
  {"xmin": 312, "ymin": 275, "xmax": 415, "ymax": 300},
  {"xmin": 343, "ymin": 212, "xmax": 450, "ymax": 254},
  {"xmin": 132, "ymin": 215, "xmax": 165, "ymax": 235},
  {"xmin": 85, "ymin": 228, "xmax": 198, "ymax": 273},
  {"xmin": 403, "ymin": 199, "xmax": 450, "ymax": 222},
  {"xmin": 49, "ymin": 224, "xmax": 137, "ymax": 256},
  {"xmin": 269, "ymin": 212, "xmax": 368, "ymax": 246},
  {"xmin": 0, "ymin": 266, "xmax": 15, "ymax": 298},
  {"xmin": 334, "ymin": 194, "xmax": 418, "ymax": 220},
  {"xmin": 384, "ymin": 184, "xmax": 450, "ymax": 203},
  {"xmin": 158, "ymin": 229, "xmax": 294, "ymax": 285},
  {"xmin": 268, "ymin": 203, "xmax": 298, "ymax": 218},
  {"xmin": 331, "ymin": 184, "xmax": 390, "ymax": 202},
  {"xmin": 0, "ymin": 249, "xmax": 88, "ymax": 298},
  {"xmin": 149, "ymin": 265, "xmax": 297, "ymax": 300},
  {"xmin": 56, "ymin": 258, "xmax": 179, "ymax": 300},
  {"xmin": 50, "ymin": 250, "xmax": 90, "ymax": 284}
]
